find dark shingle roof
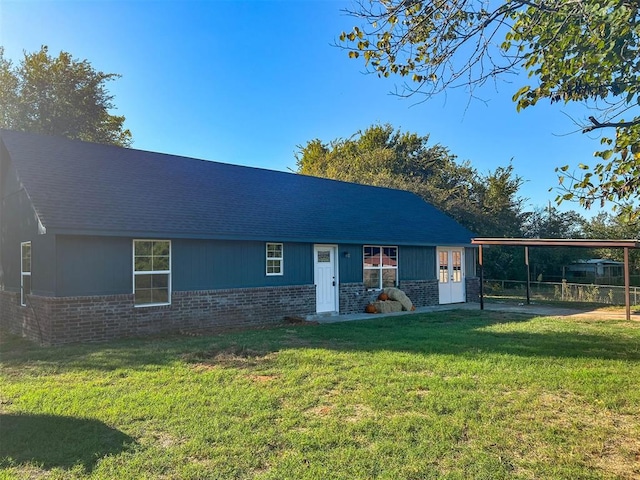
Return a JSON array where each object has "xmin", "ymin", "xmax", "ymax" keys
[{"xmin": 1, "ymin": 129, "xmax": 475, "ymax": 246}]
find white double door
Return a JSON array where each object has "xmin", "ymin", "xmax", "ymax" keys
[{"xmin": 438, "ymin": 248, "xmax": 465, "ymax": 304}]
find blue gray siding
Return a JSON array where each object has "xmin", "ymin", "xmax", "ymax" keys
[
  {"xmin": 0, "ymin": 149, "xmax": 50, "ymax": 294},
  {"xmin": 54, "ymin": 236, "xmax": 314, "ymax": 297},
  {"xmin": 56, "ymin": 236, "xmax": 131, "ymax": 296},
  {"xmin": 32, "ymin": 234, "xmax": 56, "ymax": 296},
  {"xmin": 399, "ymin": 246, "xmax": 437, "ymax": 281},
  {"xmin": 30, "ymin": 232, "xmax": 474, "ymax": 298},
  {"xmin": 465, "ymin": 247, "xmax": 477, "ymax": 277},
  {"xmin": 338, "ymin": 244, "xmax": 364, "ymax": 283},
  {"xmin": 172, "ymin": 240, "xmax": 312, "ymax": 290}
]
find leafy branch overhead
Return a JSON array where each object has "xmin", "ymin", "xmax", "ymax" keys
[
  {"xmin": 339, "ymin": 0, "xmax": 640, "ymax": 219},
  {"xmin": 0, "ymin": 46, "xmax": 131, "ymax": 147}
]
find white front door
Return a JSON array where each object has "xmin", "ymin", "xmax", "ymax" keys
[
  {"xmin": 314, "ymin": 245, "xmax": 338, "ymax": 313},
  {"xmin": 438, "ymin": 248, "xmax": 465, "ymax": 304}
]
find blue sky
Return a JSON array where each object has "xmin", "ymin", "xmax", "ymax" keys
[{"xmin": 1, "ymin": 0, "xmax": 612, "ymax": 217}]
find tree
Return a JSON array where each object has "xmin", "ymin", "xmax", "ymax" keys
[
  {"xmin": 582, "ymin": 212, "xmax": 640, "ymax": 274},
  {"xmin": 523, "ymin": 206, "xmax": 585, "ymax": 240},
  {"xmin": 339, "ymin": 1, "xmax": 639, "ymax": 218},
  {"xmin": 0, "ymin": 46, "xmax": 131, "ymax": 146},
  {"xmin": 296, "ymin": 124, "xmax": 527, "ymax": 236},
  {"xmin": 522, "ymin": 206, "xmax": 587, "ymax": 281},
  {"xmin": 296, "ymin": 123, "xmax": 448, "ymax": 189}
]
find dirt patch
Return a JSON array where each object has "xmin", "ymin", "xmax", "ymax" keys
[
  {"xmin": 183, "ymin": 345, "xmax": 273, "ymax": 369},
  {"xmin": 522, "ymin": 392, "xmax": 640, "ymax": 478},
  {"xmin": 284, "ymin": 316, "xmax": 319, "ymax": 326},
  {"xmin": 307, "ymin": 405, "xmax": 334, "ymax": 417},
  {"xmin": 590, "ymin": 413, "xmax": 640, "ymax": 479},
  {"xmin": 344, "ymin": 404, "xmax": 374, "ymax": 422}
]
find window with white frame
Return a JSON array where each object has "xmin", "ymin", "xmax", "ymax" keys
[
  {"xmin": 452, "ymin": 250, "xmax": 462, "ymax": 282},
  {"xmin": 133, "ymin": 240, "xmax": 171, "ymax": 306},
  {"xmin": 363, "ymin": 246, "xmax": 398, "ymax": 289},
  {"xmin": 266, "ymin": 243, "xmax": 283, "ymax": 275},
  {"xmin": 20, "ymin": 242, "xmax": 31, "ymax": 306},
  {"xmin": 438, "ymin": 250, "xmax": 449, "ymax": 283}
]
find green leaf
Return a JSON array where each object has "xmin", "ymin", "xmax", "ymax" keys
[{"xmin": 512, "ymin": 85, "xmax": 530, "ymax": 102}]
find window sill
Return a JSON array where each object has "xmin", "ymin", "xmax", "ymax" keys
[{"xmin": 134, "ymin": 302, "xmax": 171, "ymax": 308}]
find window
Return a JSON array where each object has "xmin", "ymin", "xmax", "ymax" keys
[
  {"xmin": 363, "ymin": 246, "xmax": 398, "ymax": 289},
  {"xmin": 266, "ymin": 243, "xmax": 283, "ymax": 275},
  {"xmin": 452, "ymin": 250, "xmax": 462, "ymax": 282},
  {"xmin": 21, "ymin": 242, "xmax": 31, "ymax": 306},
  {"xmin": 133, "ymin": 240, "xmax": 171, "ymax": 306},
  {"xmin": 438, "ymin": 250, "xmax": 448, "ymax": 283}
]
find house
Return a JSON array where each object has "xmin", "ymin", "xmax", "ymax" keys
[
  {"xmin": 0, "ymin": 129, "xmax": 478, "ymax": 345},
  {"xmin": 564, "ymin": 259, "xmax": 625, "ymax": 285}
]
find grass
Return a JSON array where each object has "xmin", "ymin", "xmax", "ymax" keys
[{"xmin": 1, "ymin": 310, "xmax": 639, "ymax": 479}]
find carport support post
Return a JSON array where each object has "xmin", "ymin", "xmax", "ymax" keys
[
  {"xmin": 525, "ymin": 246, "xmax": 531, "ymax": 305},
  {"xmin": 479, "ymin": 245, "xmax": 484, "ymax": 310},
  {"xmin": 624, "ymin": 247, "xmax": 631, "ymax": 321}
]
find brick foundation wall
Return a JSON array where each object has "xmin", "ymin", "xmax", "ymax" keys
[
  {"xmin": 0, "ymin": 285, "xmax": 316, "ymax": 346},
  {"xmin": 398, "ymin": 280, "xmax": 439, "ymax": 307},
  {"xmin": 0, "ymin": 291, "xmax": 52, "ymax": 343},
  {"xmin": 339, "ymin": 283, "xmax": 374, "ymax": 314},
  {"xmin": 339, "ymin": 279, "xmax": 440, "ymax": 314},
  {"xmin": 465, "ymin": 277, "xmax": 480, "ymax": 303}
]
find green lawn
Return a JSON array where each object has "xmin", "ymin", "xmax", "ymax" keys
[{"xmin": 1, "ymin": 311, "xmax": 639, "ymax": 479}]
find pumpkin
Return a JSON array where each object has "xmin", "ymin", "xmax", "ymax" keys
[
  {"xmin": 365, "ymin": 304, "xmax": 377, "ymax": 314},
  {"xmin": 378, "ymin": 292, "xmax": 389, "ymax": 301}
]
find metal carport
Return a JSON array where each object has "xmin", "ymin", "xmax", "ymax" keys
[{"xmin": 471, "ymin": 238, "xmax": 640, "ymax": 321}]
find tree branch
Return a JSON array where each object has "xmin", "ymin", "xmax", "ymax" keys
[{"xmin": 582, "ymin": 116, "xmax": 640, "ymax": 133}]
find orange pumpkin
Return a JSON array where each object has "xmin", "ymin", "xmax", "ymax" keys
[
  {"xmin": 365, "ymin": 304, "xmax": 377, "ymax": 314},
  {"xmin": 378, "ymin": 292, "xmax": 389, "ymax": 301}
]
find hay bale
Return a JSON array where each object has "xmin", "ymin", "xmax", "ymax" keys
[
  {"xmin": 373, "ymin": 300, "xmax": 403, "ymax": 313},
  {"xmin": 383, "ymin": 287, "xmax": 414, "ymax": 311}
]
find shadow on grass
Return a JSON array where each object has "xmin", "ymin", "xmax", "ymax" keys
[
  {"xmin": 324, "ymin": 310, "xmax": 640, "ymax": 361},
  {"xmin": 179, "ymin": 310, "xmax": 640, "ymax": 363},
  {"xmin": 1, "ymin": 310, "xmax": 639, "ymax": 371},
  {"xmin": 0, "ymin": 413, "xmax": 136, "ymax": 473}
]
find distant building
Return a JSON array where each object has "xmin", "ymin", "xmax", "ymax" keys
[{"xmin": 564, "ymin": 259, "xmax": 624, "ymax": 285}]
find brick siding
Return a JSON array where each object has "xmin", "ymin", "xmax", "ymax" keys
[
  {"xmin": 0, "ymin": 291, "xmax": 49, "ymax": 343},
  {"xmin": 465, "ymin": 277, "xmax": 480, "ymax": 303},
  {"xmin": 0, "ymin": 285, "xmax": 316, "ymax": 345},
  {"xmin": 1, "ymin": 278, "xmax": 481, "ymax": 345},
  {"xmin": 340, "ymin": 279, "xmax": 440, "ymax": 314},
  {"xmin": 339, "ymin": 283, "xmax": 373, "ymax": 314},
  {"xmin": 398, "ymin": 280, "xmax": 439, "ymax": 307}
]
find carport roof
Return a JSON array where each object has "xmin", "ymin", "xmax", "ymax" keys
[
  {"xmin": 471, "ymin": 237, "xmax": 639, "ymax": 321},
  {"xmin": 472, "ymin": 238, "xmax": 639, "ymax": 248}
]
